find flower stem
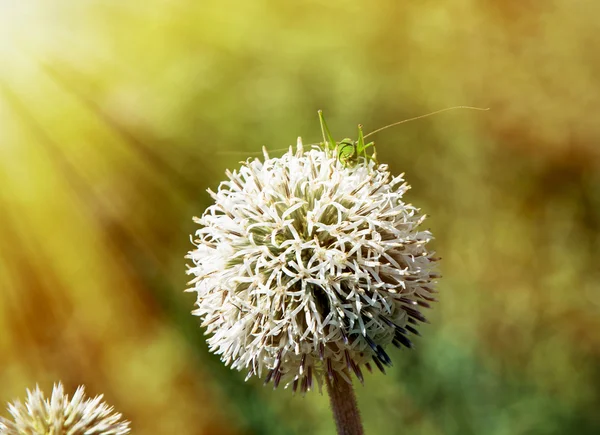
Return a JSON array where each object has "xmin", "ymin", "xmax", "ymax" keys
[{"xmin": 326, "ymin": 376, "xmax": 365, "ymax": 435}]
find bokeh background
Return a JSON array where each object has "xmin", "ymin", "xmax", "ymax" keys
[{"xmin": 1, "ymin": 1, "xmax": 599, "ymax": 434}]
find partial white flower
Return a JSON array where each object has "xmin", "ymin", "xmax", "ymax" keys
[
  {"xmin": 187, "ymin": 139, "xmax": 439, "ymax": 393},
  {"xmin": 0, "ymin": 383, "xmax": 130, "ymax": 435}
]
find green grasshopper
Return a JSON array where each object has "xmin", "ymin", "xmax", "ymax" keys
[
  {"xmin": 317, "ymin": 106, "xmax": 488, "ymax": 167},
  {"xmin": 318, "ymin": 110, "xmax": 376, "ymax": 167},
  {"xmin": 217, "ymin": 107, "xmax": 488, "ymax": 161}
]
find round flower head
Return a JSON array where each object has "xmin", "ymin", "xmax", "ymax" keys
[
  {"xmin": 187, "ymin": 132, "xmax": 439, "ymax": 394},
  {"xmin": 0, "ymin": 383, "xmax": 130, "ymax": 435}
]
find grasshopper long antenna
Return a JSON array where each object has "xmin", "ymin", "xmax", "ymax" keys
[{"xmin": 363, "ymin": 106, "xmax": 489, "ymax": 139}]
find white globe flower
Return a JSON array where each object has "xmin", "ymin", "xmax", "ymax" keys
[
  {"xmin": 187, "ymin": 136, "xmax": 439, "ymax": 394},
  {"xmin": 0, "ymin": 383, "xmax": 130, "ymax": 435}
]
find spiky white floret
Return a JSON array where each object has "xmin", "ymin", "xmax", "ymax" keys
[
  {"xmin": 187, "ymin": 139, "xmax": 438, "ymax": 393},
  {"xmin": 0, "ymin": 383, "xmax": 130, "ymax": 435}
]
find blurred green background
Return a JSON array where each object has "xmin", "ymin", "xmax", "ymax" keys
[{"xmin": 1, "ymin": 1, "xmax": 599, "ymax": 434}]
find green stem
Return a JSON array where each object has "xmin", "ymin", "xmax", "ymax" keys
[{"xmin": 326, "ymin": 376, "xmax": 365, "ymax": 435}]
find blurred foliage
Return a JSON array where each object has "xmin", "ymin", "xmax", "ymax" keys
[{"xmin": 1, "ymin": 1, "xmax": 599, "ymax": 434}]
